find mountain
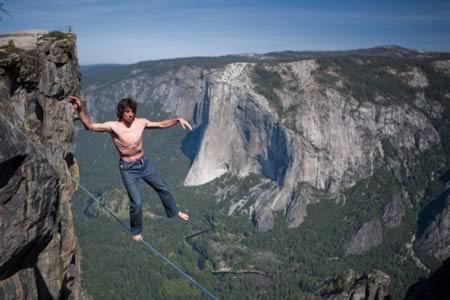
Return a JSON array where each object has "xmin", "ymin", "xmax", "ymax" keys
[
  {"xmin": 76, "ymin": 46, "xmax": 450, "ymax": 298},
  {"xmin": 263, "ymin": 45, "xmax": 431, "ymax": 60},
  {"xmin": 79, "ymin": 63, "xmax": 124, "ymax": 72},
  {"xmin": 0, "ymin": 31, "xmax": 85, "ymax": 299}
]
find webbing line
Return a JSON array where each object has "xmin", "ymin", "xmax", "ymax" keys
[{"xmin": 75, "ymin": 181, "xmax": 219, "ymax": 300}]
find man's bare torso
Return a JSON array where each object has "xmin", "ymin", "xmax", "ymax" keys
[{"xmin": 109, "ymin": 118, "xmax": 147, "ymax": 161}]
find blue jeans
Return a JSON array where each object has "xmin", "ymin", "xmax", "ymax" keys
[{"xmin": 119, "ymin": 156, "xmax": 179, "ymax": 235}]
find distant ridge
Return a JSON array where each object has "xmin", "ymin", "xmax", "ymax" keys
[
  {"xmin": 263, "ymin": 45, "xmax": 428, "ymax": 59},
  {"xmin": 80, "ymin": 63, "xmax": 125, "ymax": 72},
  {"xmin": 82, "ymin": 45, "xmax": 448, "ymax": 68}
]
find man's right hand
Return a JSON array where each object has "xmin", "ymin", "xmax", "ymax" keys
[{"xmin": 68, "ymin": 96, "xmax": 82, "ymax": 112}]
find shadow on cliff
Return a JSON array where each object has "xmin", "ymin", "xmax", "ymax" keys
[
  {"xmin": 404, "ymin": 257, "xmax": 450, "ymax": 300},
  {"xmin": 416, "ymin": 169, "xmax": 450, "ymax": 238},
  {"xmin": 181, "ymin": 82, "xmax": 209, "ymax": 164},
  {"xmin": 33, "ymin": 266, "xmax": 53, "ymax": 299},
  {"xmin": 0, "ymin": 234, "xmax": 52, "ymax": 280},
  {"xmin": 254, "ymin": 125, "xmax": 290, "ymax": 187},
  {"xmin": 0, "ymin": 155, "xmax": 26, "ymax": 190}
]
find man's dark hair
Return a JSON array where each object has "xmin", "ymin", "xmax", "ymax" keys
[{"xmin": 117, "ymin": 98, "xmax": 137, "ymax": 120}]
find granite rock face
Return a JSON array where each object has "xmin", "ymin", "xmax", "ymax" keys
[
  {"xmin": 180, "ymin": 61, "xmax": 443, "ymax": 231},
  {"xmin": 317, "ymin": 269, "xmax": 391, "ymax": 300},
  {"xmin": 344, "ymin": 220, "xmax": 383, "ymax": 256},
  {"xmin": 382, "ymin": 191, "xmax": 409, "ymax": 229},
  {"xmin": 0, "ymin": 31, "xmax": 85, "ymax": 299}
]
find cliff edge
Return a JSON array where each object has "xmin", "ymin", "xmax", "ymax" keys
[{"xmin": 0, "ymin": 31, "xmax": 85, "ymax": 299}]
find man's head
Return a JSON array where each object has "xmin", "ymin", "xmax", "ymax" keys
[{"xmin": 117, "ymin": 98, "xmax": 137, "ymax": 123}]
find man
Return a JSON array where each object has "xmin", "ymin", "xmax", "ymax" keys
[{"xmin": 68, "ymin": 96, "xmax": 191, "ymax": 241}]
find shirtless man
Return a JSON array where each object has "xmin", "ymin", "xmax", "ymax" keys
[{"xmin": 68, "ymin": 96, "xmax": 191, "ymax": 241}]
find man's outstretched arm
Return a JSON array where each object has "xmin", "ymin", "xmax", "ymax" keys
[
  {"xmin": 145, "ymin": 117, "xmax": 192, "ymax": 131},
  {"xmin": 68, "ymin": 96, "xmax": 112, "ymax": 132}
]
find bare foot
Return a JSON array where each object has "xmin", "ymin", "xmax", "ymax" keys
[
  {"xmin": 132, "ymin": 234, "xmax": 143, "ymax": 241},
  {"xmin": 178, "ymin": 211, "xmax": 189, "ymax": 221}
]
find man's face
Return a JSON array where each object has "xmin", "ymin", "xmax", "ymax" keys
[{"xmin": 122, "ymin": 106, "xmax": 135, "ymax": 123}]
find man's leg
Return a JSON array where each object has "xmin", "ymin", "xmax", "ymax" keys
[
  {"xmin": 120, "ymin": 169, "xmax": 144, "ymax": 240},
  {"xmin": 141, "ymin": 158, "xmax": 187, "ymax": 220}
]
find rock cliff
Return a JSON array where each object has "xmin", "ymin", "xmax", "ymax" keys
[
  {"xmin": 317, "ymin": 269, "xmax": 391, "ymax": 300},
  {"xmin": 186, "ymin": 59, "xmax": 445, "ymax": 232},
  {"xmin": 0, "ymin": 31, "xmax": 85, "ymax": 299},
  {"xmin": 344, "ymin": 220, "xmax": 383, "ymax": 256}
]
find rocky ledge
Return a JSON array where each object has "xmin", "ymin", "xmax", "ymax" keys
[
  {"xmin": 317, "ymin": 269, "xmax": 391, "ymax": 300},
  {"xmin": 0, "ymin": 31, "xmax": 85, "ymax": 299}
]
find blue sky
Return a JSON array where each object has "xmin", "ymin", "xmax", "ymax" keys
[{"xmin": 1, "ymin": 0, "xmax": 449, "ymax": 65}]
